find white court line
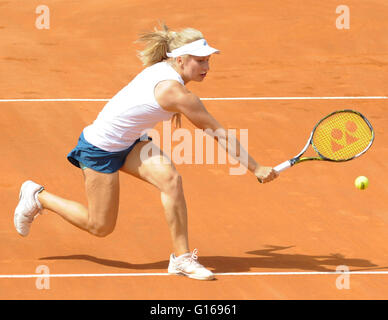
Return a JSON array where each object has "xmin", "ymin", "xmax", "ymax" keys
[
  {"xmin": 0, "ymin": 99, "xmax": 110, "ymax": 102},
  {"xmin": 0, "ymin": 96, "xmax": 387, "ymax": 102},
  {"xmin": 1, "ymin": 270, "xmax": 388, "ymax": 279},
  {"xmin": 202, "ymin": 96, "xmax": 388, "ymax": 101}
]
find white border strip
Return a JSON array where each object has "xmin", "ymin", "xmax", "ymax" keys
[
  {"xmin": 0, "ymin": 99, "xmax": 110, "ymax": 102},
  {"xmin": 1, "ymin": 270, "xmax": 388, "ymax": 279},
  {"xmin": 202, "ymin": 96, "xmax": 388, "ymax": 101},
  {"xmin": 0, "ymin": 96, "xmax": 387, "ymax": 102}
]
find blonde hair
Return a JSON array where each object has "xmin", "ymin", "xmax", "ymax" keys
[{"xmin": 136, "ymin": 23, "xmax": 204, "ymax": 67}]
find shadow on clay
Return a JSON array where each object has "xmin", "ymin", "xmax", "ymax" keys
[{"xmin": 39, "ymin": 245, "xmax": 381, "ymax": 274}]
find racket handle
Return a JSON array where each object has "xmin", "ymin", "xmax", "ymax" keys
[{"xmin": 274, "ymin": 160, "xmax": 292, "ymax": 173}]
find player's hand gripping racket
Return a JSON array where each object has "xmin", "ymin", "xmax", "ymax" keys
[{"xmin": 274, "ymin": 109, "xmax": 374, "ymax": 173}]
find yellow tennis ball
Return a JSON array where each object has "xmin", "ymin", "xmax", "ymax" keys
[{"xmin": 355, "ymin": 176, "xmax": 369, "ymax": 190}]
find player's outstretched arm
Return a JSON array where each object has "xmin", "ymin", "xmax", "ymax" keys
[{"xmin": 155, "ymin": 81, "xmax": 278, "ymax": 183}]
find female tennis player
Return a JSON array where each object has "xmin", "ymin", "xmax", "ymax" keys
[{"xmin": 14, "ymin": 24, "xmax": 278, "ymax": 280}]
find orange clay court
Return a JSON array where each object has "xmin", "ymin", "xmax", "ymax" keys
[{"xmin": 1, "ymin": 0, "xmax": 388, "ymax": 299}]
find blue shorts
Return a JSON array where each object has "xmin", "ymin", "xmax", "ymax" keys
[{"xmin": 67, "ymin": 132, "xmax": 151, "ymax": 173}]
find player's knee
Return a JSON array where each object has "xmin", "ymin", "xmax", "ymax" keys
[
  {"xmin": 161, "ymin": 170, "xmax": 183, "ymax": 195},
  {"xmin": 88, "ymin": 221, "xmax": 115, "ymax": 237}
]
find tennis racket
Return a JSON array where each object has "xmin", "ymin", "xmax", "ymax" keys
[{"xmin": 274, "ymin": 109, "xmax": 374, "ymax": 173}]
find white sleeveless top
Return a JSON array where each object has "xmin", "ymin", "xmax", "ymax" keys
[{"xmin": 83, "ymin": 62, "xmax": 184, "ymax": 152}]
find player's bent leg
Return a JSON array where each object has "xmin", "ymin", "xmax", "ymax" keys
[
  {"xmin": 36, "ymin": 169, "xmax": 120, "ymax": 237},
  {"xmin": 121, "ymin": 141, "xmax": 215, "ymax": 280},
  {"xmin": 120, "ymin": 141, "xmax": 189, "ymax": 256},
  {"xmin": 82, "ymin": 168, "xmax": 120, "ymax": 237}
]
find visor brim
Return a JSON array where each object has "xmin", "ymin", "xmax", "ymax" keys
[{"xmin": 189, "ymin": 47, "xmax": 220, "ymax": 57}]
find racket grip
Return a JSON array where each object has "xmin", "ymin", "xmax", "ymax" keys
[{"xmin": 274, "ymin": 160, "xmax": 292, "ymax": 173}]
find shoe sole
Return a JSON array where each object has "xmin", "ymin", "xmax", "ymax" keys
[
  {"xmin": 14, "ymin": 181, "xmax": 37, "ymax": 237},
  {"xmin": 14, "ymin": 190, "xmax": 28, "ymax": 237}
]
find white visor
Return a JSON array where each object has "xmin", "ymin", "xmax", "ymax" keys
[{"xmin": 166, "ymin": 39, "xmax": 220, "ymax": 58}]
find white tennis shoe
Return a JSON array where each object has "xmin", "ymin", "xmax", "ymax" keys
[
  {"xmin": 14, "ymin": 180, "xmax": 44, "ymax": 237},
  {"xmin": 168, "ymin": 249, "xmax": 214, "ymax": 280}
]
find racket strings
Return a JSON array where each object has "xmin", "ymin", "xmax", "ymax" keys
[{"xmin": 312, "ymin": 111, "xmax": 373, "ymax": 161}]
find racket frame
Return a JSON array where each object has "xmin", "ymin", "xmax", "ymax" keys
[{"xmin": 274, "ymin": 109, "xmax": 374, "ymax": 173}]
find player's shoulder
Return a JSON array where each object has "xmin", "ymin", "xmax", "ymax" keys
[
  {"xmin": 155, "ymin": 79, "xmax": 188, "ymax": 96},
  {"xmin": 155, "ymin": 79, "xmax": 195, "ymax": 110}
]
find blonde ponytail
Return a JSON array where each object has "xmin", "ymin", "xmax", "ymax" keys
[{"xmin": 136, "ymin": 23, "xmax": 204, "ymax": 67}]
